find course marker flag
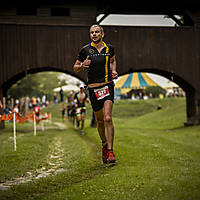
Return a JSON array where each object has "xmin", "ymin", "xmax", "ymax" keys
[{"xmin": 13, "ymin": 112, "xmax": 17, "ymax": 151}]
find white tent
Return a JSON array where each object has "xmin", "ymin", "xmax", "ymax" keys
[
  {"xmin": 147, "ymin": 73, "xmax": 179, "ymax": 89},
  {"xmin": 53, "ymin": 85, "xmax": 79, "ymax": 92}
]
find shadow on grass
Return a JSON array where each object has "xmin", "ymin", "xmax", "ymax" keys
[{"xmin": 168, "ymin": 125, "xmax": 194, "ymax": 131}]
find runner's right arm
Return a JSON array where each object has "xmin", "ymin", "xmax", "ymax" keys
[{"xmin": 74, "ymin": 56, "xmax": 91, "ymax": 73}]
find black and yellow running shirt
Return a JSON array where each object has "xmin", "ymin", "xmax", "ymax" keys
[{"xmin": 77, "ymin": 42, "xmax": 115, "ymax": 84}]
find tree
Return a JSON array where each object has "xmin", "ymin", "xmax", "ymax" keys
[
  {"xmin": 144, "ymin": 86, "xmax": 166, "ymax": 98},
  {"xmin": 7, "ymin": 72, "xmax": 64, "ymax": 100},
  {"xmin": 8, "ymin": 75, "xmax": 40, "ymax": 99}
]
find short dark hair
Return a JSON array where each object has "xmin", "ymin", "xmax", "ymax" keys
[{"xmin": 90, "ymin": 24, "xmax": 104, "ymax": 33}]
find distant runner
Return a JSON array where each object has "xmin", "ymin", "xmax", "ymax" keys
[
  {"xmin": 61, "ymin": 105, "xmax": 66, "ymax": 122},
  {"xmin": 74, "ymin": 85, "xmax": 89, "ymax": 135},
  {"xmin": 73, "ymin": 24, "xmax": 118, "ymax": 163}
]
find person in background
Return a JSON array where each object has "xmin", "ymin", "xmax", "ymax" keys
[
  {"xmin": 74, "ymin": 85, "xmax": 89, "ymax": 135},
  {"xmin": 32, "ymin": 97, "xmax": 37, "ymax": 108},
  {"xmin": 42, "ymin": 95, "xmax": 46, "ymax": 107},
  {"xmin": 90, "ymin": 111, "xmax": 97, "ymax": 127},
  {"xmin": 61, "ymin": 105, "xmax": 66, "ymax": 122},
  {"xmin": 13, "ymin": 104, "xmax": 19, "ymax": 114},
  {"xmin": 54, "ymin": 93, "xmax": 58, "ymax": 105},
  {"xmin": 33, "ymin": 104, "xmax": 40, "ymax": 117},
  {"xmin": 60, "ymin": 88, "xmax": 64, "ymax": 102}
]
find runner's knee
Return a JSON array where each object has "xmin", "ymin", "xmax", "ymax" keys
[
  {"xmin": 104, "ymin": 115, "xmax": 112, "ymax": 124},
  {"xmin": 97, "ymin": 118, "xmax": 104, "ymax": 126}
]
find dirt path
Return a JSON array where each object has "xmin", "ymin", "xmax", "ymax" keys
[
  {"xmin": 36, "ymin": 121, "xmax": 68, "ymax": 131},
  {"xmin": 53, "ymin": 121, "xmax": 68, "ymax": 130},
  {"xmin": 0, "ymin": 134, "xmax": 65, "ymax": 190}
]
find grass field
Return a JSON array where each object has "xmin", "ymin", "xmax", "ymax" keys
[{"xmin": 0, "ymin": 98, "xmax": 200, "ymax": 200}]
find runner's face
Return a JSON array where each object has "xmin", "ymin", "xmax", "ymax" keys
[
  {"xmin": 80, "ymin": 87, "xmax": 84, "ymax": 92},
  {"xmin": 90, "ymin": 26, "xmax": 104, "ymax": 44}
]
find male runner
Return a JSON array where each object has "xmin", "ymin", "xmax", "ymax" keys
[
  {"xmin": 74, "ymin": 85, "xmax": 89, "ymax": 135},
  {"xmin": 73, "ymin": 24, "xmax": 118, "ymax": 163}
]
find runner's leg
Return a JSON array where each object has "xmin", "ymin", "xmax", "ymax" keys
[
  {"xmin": 94, "ymin": 109, "xmax": 106, "ymax": 143},
  {"xmin": 104, "ymin": 100, "xmax": 114, "ymax": 150},
  {"xmin": 76, "ymin": 108, "xmax": 81, "ymax": 128},
  {"xmin": 95, "ymin": 108, "xmax": 109, "ymax": 163},
  {"xmin": 81, "ymin": 113, "xmax": 85, "ymax": 130}
]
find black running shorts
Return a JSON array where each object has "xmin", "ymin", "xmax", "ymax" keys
[{"xmin": 88, "ymin": 81, "xmax": 114, "ymax": 112}]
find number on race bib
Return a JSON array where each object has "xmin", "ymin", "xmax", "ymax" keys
[{"xmin": 94, "ymin": 86, "xmax": 110, "ymax": 100}]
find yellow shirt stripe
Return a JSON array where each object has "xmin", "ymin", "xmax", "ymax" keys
[{"xmin": 103, "ymin": 42, "xmax": 109, "ymax": 82}]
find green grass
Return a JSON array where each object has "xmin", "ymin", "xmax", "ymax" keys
[{"xmin": 0, "ymin": 98, "xmax": 200, "ymax": 200}]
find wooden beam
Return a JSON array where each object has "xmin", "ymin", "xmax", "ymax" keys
[
  {"xmin": 96, "ymin": 13, "xmax": 109, "ymax": 24},
  {"xmin": 168, "ymin": 15, "xmax": 184, "ymax": 26}
]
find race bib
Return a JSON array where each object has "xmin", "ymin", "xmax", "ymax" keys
[{"xmin": 94, "ymin": 86, "xmax": 110, "ymax": 100}]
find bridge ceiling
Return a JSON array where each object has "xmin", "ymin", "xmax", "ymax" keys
[
  {"xmin": 97, "ymin": 0, "xmax": 200, "ymax": 14},
  {"xmin": 3, "ymin": 0, "xmax": 200, "ymax": 14},
  {"xmin": 2, "ymin": 0, "xmax": 199, "ymax": 27}
]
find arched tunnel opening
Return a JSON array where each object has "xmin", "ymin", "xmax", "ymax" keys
[
  {"xmin": 0, "ymin": 67, "xmax": 198, "ymax": 129},
  {"xmin": 115, "ymin": 68, "xmax": 195, "ymax": 126}
]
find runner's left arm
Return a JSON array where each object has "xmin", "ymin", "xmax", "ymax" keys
[
  {"xmin": 110, "ymin": 46, "xmax": 118, "ymax": 79},
  {"xmin": 110, "ymin": 56, "xmax": 118, "ymax": 79}
]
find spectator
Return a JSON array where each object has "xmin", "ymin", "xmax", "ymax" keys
[
  {"xmin": 33, "ymin": 105, "xmax": 40, "ymax": 117},
  {"xmin": 13, "ymin": 104, "xmax": 19, "ymax": 114},
  {"xmin": 42, "ymin": 95, "xmax": 46, "ymax": 107},
  {"xmin": 61, "ymin": 105, "xmax": 66, "ymax": 121},
  {"xmin": 59, "ymin": 88, "xmax": 64, "ymax": 102},
  {"xmin": 54, "ymin": 93, "xmax": 58, "ymax": 105}
]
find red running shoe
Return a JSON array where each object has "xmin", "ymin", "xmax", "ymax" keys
[
  {"xmin": 107, "ymin": 149, "xmax": 116, "ymax": 163},
  {"xmin": 102, "ymin": 144, "xmax": 108, "ymax": 164}
]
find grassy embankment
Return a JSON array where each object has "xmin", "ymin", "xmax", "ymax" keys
[{"xmin": 0, "ymin": 98, "xmax": 200, "ymax": 200}]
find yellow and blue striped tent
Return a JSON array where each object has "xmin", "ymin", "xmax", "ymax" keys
[{"xmin": 115, "ymin": 72, "xmax": 158, "ymax": 94}]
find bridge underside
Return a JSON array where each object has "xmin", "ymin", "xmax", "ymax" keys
[{"xmin": 0, "ymin": 2, "xmax": 200, "ymax": 125}]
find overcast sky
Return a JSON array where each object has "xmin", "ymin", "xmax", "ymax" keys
[{"xmin": 98, "ymin": 14, "xmax": 176, "ymax": 26}]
